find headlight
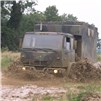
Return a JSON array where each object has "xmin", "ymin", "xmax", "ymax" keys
[
  {"xmin": 54, "ymin": 69, "xmax": 58, "ymax": 74},
  {"xmin": 22, "ymin": 67, "xmax": 26, "ymax": 70}
]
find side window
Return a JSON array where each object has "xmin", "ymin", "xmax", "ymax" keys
[
  {"xmin": 64, "ymin": 37, "xmax": 71, "ymax": 51},
  {"xmin": 88, "ymin": 28, "xmax": 91, "ymax": 36},
  {"xmin": 88, "ymin": 28, "xmax": 94, "ymax": 37}
]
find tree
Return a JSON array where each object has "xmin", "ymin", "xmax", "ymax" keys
[
  {"xmin": 60, "ymin": 13, "xmax": 68, "ymax": 22},
  {"xmin": 1, "ymin": 27, "xmax": 18, "ymax": 50},
  {"xmin": 1, "ymin": 0, "xmax": 37, "ymax": 50},
  {"xmin": 44, "ymin": 6, "xmax": 78, "ymax": 22},
  {"xmin": 7, "ymin": 0, "xmax": 37, "ymax": 29},
  {"xmin": 60, "ymin": 13, "xmax": 78, "ymax": 22},
  {"xmin": 67, "ymin": 14, "xmax": 78, "ymax": 21},
  {"xmin": 44, "ymin": 5, "xmax": 60, "ymax": 21},
  {"xmin": 1, "ymin": 1, "xmax": 12, "ymax": 27},
  {"xmin": 7, "ymin": 1, "xmax": 22, "ymax": 29},
  {"xmin": 19, "ymin": 11, "xmax": 46, "ymax": 34}
]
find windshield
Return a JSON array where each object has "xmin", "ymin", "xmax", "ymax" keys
[{"xmin": 22, "ymin": 34, "xmax": 63, "ymax": 50}]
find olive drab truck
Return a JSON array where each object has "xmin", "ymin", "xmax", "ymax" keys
[{"xmin": 9, "ymin": 21, "xmax": 98, "ymax": 75}]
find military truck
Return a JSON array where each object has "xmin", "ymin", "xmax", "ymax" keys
[
  {"xmin": 9, "ymin": 21, "xmax": 98, "ymax": 75},
  {"xmin": 20, "ymin": 31, "xmax": 75, "ymax": 74}
]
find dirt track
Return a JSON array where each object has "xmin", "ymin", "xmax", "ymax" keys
[
  {"xmin": 1, "ymin": 85, "xmax": 66, "ymax": 101},
  {"xmin": 1, "ymin": 72, "xmax": 67, "ymax": 101}
]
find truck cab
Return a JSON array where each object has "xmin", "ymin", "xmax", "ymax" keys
[{"xmin": 21, "ymin": 32, "xmax": 75, "ymax": 73}]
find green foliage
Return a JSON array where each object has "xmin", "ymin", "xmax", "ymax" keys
[
  {"xmin": 60, "ymin": 13, "xmax": 68, "ymax": 22},
  {"xmin": 1, "ymin": 0, "xmax": 37, "ymax": 50},
  {"xmin": 1, "ymin": 51, "xmax": 20, "ymax": 70},
  {"xmin": 44, "ymin": 5, "xmax": 61, "ymax": 21},
  {"xmin": 1, "ymin": 47, "xmax": 9, "ymax": 52},
  {"xmin": 67, "ymin": 14, "xmax": 78, "ymax": 21},
  {"xmin": 19, "ymin": 12, "xmax": 46, "ymax": 32},
  {"xmin": 44, "ymin": 6, "xmax": 78, "ymax": 22},
  {"xmin": 60, "ymin": 13, "xmax": 78, "ymax": 22},
  {"xmin": 97, "ymin": 54, "xmax": 101, "ymax": 61},
  {"xmin": 7, "ymin": 1, "xmax": 22, "ymax": 29},
  {"xmin": 66, "ymin": 83, "xmax": 101, "ymax": 101},
  {"xmin": 68, "ymin": 92, "xmax": 85, "ymax": 101},
  {"xmin": 1, "ymin": 26, "xmax": 19, "ymax": 50},
  {"xmin": 1, "ymin": 56, "xmax": 13, "ymax": 70},
  {"xmin": 19, "ymin": 0, "xmax": 37, "ymax": 13},
  {"xmin": 1, "ymin": 11, "xmax": 46, "ymax": 50},
  {"xmin": 1, "ymin": 1, "xmax": 11, "ymax": 27},
  {"xmin": 43, "ymin": 95, "xmax": 54, "ymax": 101},
  {"xmin": 1, "ymin": 1, "xmax": 12, "ymax": 19},
  {"xmin": 69, "ymin": 91, "xmax": 93, "ymax": 101}
]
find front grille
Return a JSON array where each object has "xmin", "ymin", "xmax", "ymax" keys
[
  {"xmin": 21, "ymin": 59, "xmax": 48, "ymax": 67},
  {"xmin": 34, "ymin": 61, "xmax": 48, "ymax": 66}
]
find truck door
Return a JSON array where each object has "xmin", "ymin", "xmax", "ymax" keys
[{"xmin": 62, "ymin": 36, "xmax": 75, "ymax": 67}]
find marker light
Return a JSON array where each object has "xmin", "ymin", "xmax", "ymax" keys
[{"xmin": 54, "ymin": 70, "xmax": 58, "ymax": 74}]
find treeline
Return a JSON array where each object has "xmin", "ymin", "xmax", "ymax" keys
[{"xmin": 1, "ymin": 0, "xmax": 78, "ymax": 51}]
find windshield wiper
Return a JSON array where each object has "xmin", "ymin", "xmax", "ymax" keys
[{"xmin": 22, "ymin": 48, "xmax": 56, "ymax": 52}]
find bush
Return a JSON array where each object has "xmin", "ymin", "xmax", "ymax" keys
[
  {"xmin": 1, "ymin": 51, "xmax": 20, "ymax": 70},
  {"xmin": 97, "ymin": 54, "xmax": 101, "ymax": 61},
  {"xmin": 1, "ymin": 56, "xmax": 13, "ymax": 70},
  {"xmin": 1, "ymin": 47, "xmax": 9, "ymax": 52},
  {"xmin": 1, "ymin": 26, "xmax": 19, "ymax": 51}
]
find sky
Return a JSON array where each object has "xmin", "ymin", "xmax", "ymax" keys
[{"xmin": 35, "ymin": 0, "xmax": 101, "ymax": 38}]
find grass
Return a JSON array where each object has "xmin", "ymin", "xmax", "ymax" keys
[
  {"xmin": 42, "ymin": 95, "xmax": 67, "ymax": 101},
  {"xmin": 1, "ymin": 56, "xmax": 12, "ymax": 69},
  {"xmin": 68, "ymin": 92, "xmax": 86, "ymax": 101},
  {"xmin": 68, "ymin": 82, "xmax": 101, "ymax": 101},
  {"xmin": 43, "ymin": 96, "xmax": 55, "ymax": 101},
  {"xmin": 97, "ymin": 53, "xmax": 101, "ymax": 61},
  {"xmin": 61, "ymin": 81, "xmax": 101, "ymax": 101},
  {"xmin": 1, "ymin": 51, "xmax": 20, "ymax": 70}
]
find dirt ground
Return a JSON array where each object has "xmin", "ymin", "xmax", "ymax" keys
[
  {"xmin": 1, "ymin": 71, "xmax": 68, "ymax": 101},
  {"xmin": 1, "ymin": 61, "xmax": 101, "ymax": 101}
]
